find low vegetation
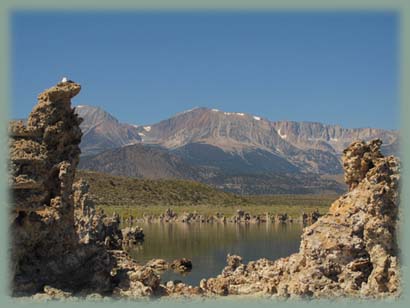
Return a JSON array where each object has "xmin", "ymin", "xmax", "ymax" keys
[{"xmin": 76, "ymin": 170, "xmax": 339, "ymax": 218}]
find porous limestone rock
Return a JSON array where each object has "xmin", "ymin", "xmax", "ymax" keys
[
  {"xmin": 122, "ymin": 226, "xmax": 145, "ymax": 245},
  {"xmin": 9, "ymin": 82, "xmax": 115, "ymax": 295},
  {"xmin": 73, "ymin": 179, "xmax": 123, "ymax": 249},
  {"xmin": 164, "ymin": 281, "xmax": 202, "ymax": 298},
  {"xmin": 170, "ymin": 258, "xmax": 193, "ymax": 273},
  {"xmin": 9, "ymin": 82, "xmax": 208, "ymax": 299},
  {"xmin": 199, "ymin": 139, "xmax": 400, "ymax": 298},
  {"xmin": 111, "ymin": 250, "xmax": 162, "ymax": 299},
  {"xmin": 145, "ymin": 259, "xmax": 169, "ymax": 272}
]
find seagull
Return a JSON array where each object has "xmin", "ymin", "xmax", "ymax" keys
[{"xmin": 61, "ymin": 76, "xmax": 75, "ymax": 83}]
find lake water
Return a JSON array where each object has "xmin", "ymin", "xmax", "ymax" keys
[{"xmin": 127, "ymin": 222, "xmax": 304, "ymax": 286}]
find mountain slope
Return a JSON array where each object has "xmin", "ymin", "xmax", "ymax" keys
[
  {"xmin": 271, "ymin": 120, "xmax": 398, "ymax": 155},
  {"xmin": 76, "ymin": 105, "xmax": 396, "ymax": 194},
  {"xmin": 135, "ymin": 107, "xmax": 397, "ymax": 173},
  {"xmin": 135, "ymin": 108, "xmax": 349, "ymax": 174},
  {"xmin": 76, "ymin": 105, "xmax": 397, "ymax": 173},
  {"xmin": 78, "ymin": 143, "xmax": 199, "ymax": 180},
  {"xmin": 135, "ymin": 108, "xmax": 292, "ymax": 152},
  {"xmin": 171, "ymin": 142, "xmax": 299, "ymax": 174},
  {"xmin": 75, "ymin": 170, "xmax": 339, "ymax": 211},
  {"xmin": 75, "ymin": 105, "xmax": 141, "ymax": 156},
  {"xmin": 75, "ymin": 169, "xmax": 249, "ymax": 207},
  {"xmin": 78, "ymin": 143, "xmax": 347, "ymax": 194}
]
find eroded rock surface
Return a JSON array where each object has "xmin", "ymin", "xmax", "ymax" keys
[
  {"xmin": 199, "ymin": 139, "xmax": 400, "ymax": 298},
  {"xmin": 73, "ymin": 179, "xmax": 123, "ymax": 249},
  {"xmin": 170, "ymin": 258, "xmax": 193, "ymax": 273},
  {"xmin": 9, "ymin": 82, "xmax": 183, "ymax": 300},
  {"xmin": 9, "ymin": 82, "xmax": 115, "ymax": 295},
  {"xmin": 122, "ymin": 226, "xmax": 145, "ymax": 245}
]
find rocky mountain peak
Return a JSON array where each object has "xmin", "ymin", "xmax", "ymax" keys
[
  {"xmin": 137, "ymin": 106, "xmax": 284, "ymax": 151},
  {"xmin": 74, "ymin": 105, "xmax": 119, "ymax": 126},
  {"xmin": 73, "ymin": 105, "xmax": 142, "ymax": 156}
]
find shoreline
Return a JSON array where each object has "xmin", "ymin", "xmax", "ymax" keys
[
  {"xmin": 98, "ymin": 203, "xmax": 331, "ymax": 226},
  {"xmin": 118, "ymin": 209, "xmax": 321, "ymax": 225}
]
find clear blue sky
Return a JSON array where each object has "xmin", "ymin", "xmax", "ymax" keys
[{"xmin": 11, "ymin": 11, "xmax": 398, "ymax": 129}]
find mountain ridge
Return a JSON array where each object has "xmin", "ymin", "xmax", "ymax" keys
[
  {"xmin": 75, "ymin": 105, "xmax": 142, "ymax": 156},
  {"xmin": 78, "ymin": 143, "xmax": 347, "ymax": 195},
  {"xmin": 73, "ymin": 104, "xmax": 397, "ymax": 194}
]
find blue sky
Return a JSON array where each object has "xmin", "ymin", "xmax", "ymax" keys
[{"xmin": 11, "ymin": 11, "xmax": 398, "ymax": 129}]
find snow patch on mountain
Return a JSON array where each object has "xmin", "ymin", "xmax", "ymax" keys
[
  {"xmin": 278, "ymin": 129, "xmax": 287, "ymax": 139},
  {"xmin": 176, "ymin": 107, "xmax": 201, "ymax": 116},
  {"xmin": 224, "ymin": 112, "xmax": 245, "ymax": 116}
]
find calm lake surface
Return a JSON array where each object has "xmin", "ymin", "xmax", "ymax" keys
[{"xmin": 127, "ymin": 222, "xmax": 304, "ymax": 286}]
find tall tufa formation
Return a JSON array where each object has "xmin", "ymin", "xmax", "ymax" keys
[
  {"xmin": 199, "ymin": 139, "xmax": 400, "ymax": 298},
  {"xmin": 9, "ymin": 82, "xmax": 114, "ymax": 295},
  {"xmin": 73, "ymin": 178, "xmax": 124, "ymax": 250}
]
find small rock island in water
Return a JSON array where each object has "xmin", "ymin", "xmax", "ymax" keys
[{"xmin": 9, "ymin": 82, "xmax": 400, "ymax": 300}]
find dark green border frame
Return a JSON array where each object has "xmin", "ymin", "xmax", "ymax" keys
[{"xmin": 1, "ymin": 0, "xmax": 409, "ymax": 307}]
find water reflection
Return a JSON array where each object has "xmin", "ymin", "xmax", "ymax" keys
[{"xmin": 126, "ymin": 222, "xmax": 303, "ymax": 285}]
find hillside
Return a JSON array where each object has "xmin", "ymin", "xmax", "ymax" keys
[
  {"xmin": 79, "ymin": 144, "xmax": 200, "ymax": 180},
  {"xmin": 78, "ymin": 145, "xmax": 347, "ymax": 195},
  {"xmin": 75, "ymin": 105, "xmax": 141, "ymax": 155},
  {"xmin": 76, "ymin": 170, "xmax": 337, "ymax": 212},
  {"xmin": 75, "ymin": 170, "xmax": 249, "ymax": 207}
]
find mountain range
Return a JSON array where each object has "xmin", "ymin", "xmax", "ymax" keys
[{"xmin": 76, "ymin": 105, "xmax": 399, "ymax": 194}]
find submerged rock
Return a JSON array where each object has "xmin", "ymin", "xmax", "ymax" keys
[
  {"xmin": 225, "ymin": 254, "xmax": 243, "ymax": 271},
  {"xmin": 122, "ymin": 226, "xmax": 145, "ymax": 245},
  {"xmin": 170, "ymin": 258, "xmax": 193, "ymax": 273},
  {"xmin": 145, "ymin": 259, "xmax": 169, "ymax": 271}
]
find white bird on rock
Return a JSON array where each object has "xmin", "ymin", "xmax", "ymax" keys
[{"xmin": 61, "ymin": 76, "xmax": 74, "ymax": 83}]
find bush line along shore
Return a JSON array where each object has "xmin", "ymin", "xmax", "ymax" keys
[{"xmin": 76, "ymin": 169, "xmax": 338, "ymax": 220}]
